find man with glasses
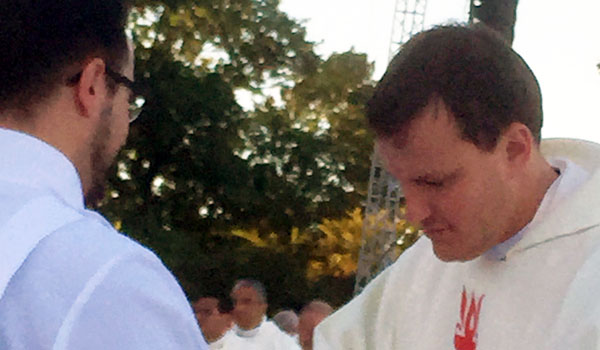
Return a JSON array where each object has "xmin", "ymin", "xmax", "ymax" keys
[
  {"xmin": 0, "ymin": 1, "xmax": 207, "ymax": 348},
  {"xmin": 67, "ymin": 67, "xmax": 145, "ymax": 123}
]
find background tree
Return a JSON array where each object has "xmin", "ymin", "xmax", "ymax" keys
[
  {"xmin": 97, "ymin": 0, "xmax": 526, "ymax": 313},
  {"xmin": 97, "ymin": 0, "xmax": 377, "ymax": 310}
]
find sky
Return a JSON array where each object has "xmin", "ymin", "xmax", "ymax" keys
[{"xmin": 278, "ymin": 0, "xmax": 600, "ymax": 143}]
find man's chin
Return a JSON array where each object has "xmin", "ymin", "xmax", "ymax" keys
[
  {"xmin": 432, "ymin": 243, "xmax": 479, "ymax": 263},
  {"xmin": 236, "ymin": 320, "xmax": 262, "ymax": 330}
]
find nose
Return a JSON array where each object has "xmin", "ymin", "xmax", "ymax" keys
[{"xmin": 404, "ymin": 190, "xmax": 431, "ymax": 225}]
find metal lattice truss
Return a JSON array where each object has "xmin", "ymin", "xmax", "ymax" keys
[
  {"xmin": 354, "ymin": 0, "xmax": 428, "ymax": 294},
  {"xmin": 388, "ymin": 0, "xmax": 428, "ymax": 62}
]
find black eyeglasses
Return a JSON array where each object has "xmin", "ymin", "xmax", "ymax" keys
[
  {"xmin": 67, "ymin": 67, "xmax": 146, "ymax": 123},
  {"xmin": 104, "ymin": 68, "xmax": 145, "ymax": 123}
]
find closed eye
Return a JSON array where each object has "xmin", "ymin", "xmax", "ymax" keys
[
  {"xmin": 415, "ymin": 179, "xmax": 444, "ymax": 188},
  {"xmin": 411, "ymin": 168, "xmax": 463, "ymax": 189}
]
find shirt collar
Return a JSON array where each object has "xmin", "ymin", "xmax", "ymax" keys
[
  {"xmin": 0, "ymin": 128, "xmax": 84, "ymax": 209},
  {"xmin": 234, "ymin": 316, "xmax": 266, "ymax": 338}
]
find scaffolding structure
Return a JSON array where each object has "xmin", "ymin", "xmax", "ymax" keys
[
  {"xmin": 354, "ymin": 0, "xmax": 428, "ymax": 294},
  {"xmin": 387, "ymin": 0, "xmax": 429, "ymax": 63}
]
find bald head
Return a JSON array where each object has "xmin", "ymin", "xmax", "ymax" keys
[{"xmin": 298, "ymin": 301, "xmax": 333, "ymax": 350}]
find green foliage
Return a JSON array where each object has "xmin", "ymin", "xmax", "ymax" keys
[
  {"xmin": 98, "ymin": 0, "xmax": 380, "ymax": 311},
  {"xmin": 129, "ymin": 0, "xmax": 319, "ymax": 88},
  {"xmin": 283, "ymin": 51, "xmax": 375, "ymax": 196}
]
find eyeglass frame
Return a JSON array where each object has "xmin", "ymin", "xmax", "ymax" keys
[
  {"xmin": 66, "ymin": 66, "xmax": 145, "ymax": 123},
  {"xmin": 105, "ymin": 67, "xmax": 146, "ymax": 123}
]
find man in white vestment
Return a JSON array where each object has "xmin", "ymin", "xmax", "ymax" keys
[
  {"xmin": 193, "ymin": 297, "xmax": 234, "ymax": 350},
  {"xmin": 273, "ymin": 309, "xmax": 299, "ymax": 338},
  {"xmin": 0, "ymin": 1, "xmax": 207, "ymax": 348},
  {"xmin": 218, "ymin": 279, "xmax": 300, "ymax": 349},
  {"xmin": 315, "ymin": 24, "xmax": 600, "ymax": 349},
  {"xmin": 298, "ymin": 301, "xmax": 332, "ymax": 350}
]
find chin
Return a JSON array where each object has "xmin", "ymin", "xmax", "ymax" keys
[
  {"xmin": 236, "ymin": 321, "xmax": 252, "ymax": 329},
  {"xmin": 433, "ymin": 245, "xmax": 480, "ymax": 262}
]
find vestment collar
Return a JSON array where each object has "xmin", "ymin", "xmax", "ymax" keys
[
  {"xmin": 234, "ymin": 316, "xmax": 267, "ymax": 338},
  {"xmin": 502, "ymin": 139, "xmax": 600, "ymax": 260},
  {"xmin": 0, "ymin": 128, "xmax": 84, "ymax": 209}
]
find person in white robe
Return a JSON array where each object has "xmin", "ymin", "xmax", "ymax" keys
[
  {"xmin": 219, "ymin": 279, "xmax": 300, "ymax": 350},
  {"xmin": 193, "ymin": 297, "xmax": 234, "ymax": 350},
  {"xmin": 298, "ymin": 301, "xmax": 333, "ymax": 350},
  {"xmin": 315, "ymin": 24, "xmax": 600, "ymax": 349},
  {"xmin": 0, "ymin": 1, "xmax": 207, "ymax": 348},
  {"xmin": 272, "ymin": 309, "xmax": 299, "ymax": 339}
]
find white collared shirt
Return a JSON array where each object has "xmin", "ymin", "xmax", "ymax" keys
[{"xmin": 0, "ymin": 128, "xmax": 208, "ymax": 349}]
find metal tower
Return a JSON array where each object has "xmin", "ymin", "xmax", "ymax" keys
[{"xmin": 354, "ymin": 0, "xmax": 428, "ymax": 294}]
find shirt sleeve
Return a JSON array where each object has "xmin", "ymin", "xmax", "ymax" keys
[
  {"xmin": 282, "ymin": 332, "xmax": 302, "ymax": 350},
  {"xmin": 312, "ymin": 260, "xmax": 399, "ymax": 350},
  {"xmin": 547, "ymin": 243, "xmax": 600, "ymax": 349},
  {"xmin": 313, "ymin": 326, "xmax": 333, "ymax": 350},
  {"xmin": 54, "ymin": 248, "xmax": 208, "ymax": 349}
]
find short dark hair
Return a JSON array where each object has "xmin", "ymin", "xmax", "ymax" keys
[
  {"xmin": 0, "ymin": 0, "xmax": 131, "ymax": 114},
  {"xmin": 367, "ymin": 24, "xmax": 543, "ymax": 151},
  {"xmin": 193, "ymin": 296, "xmax": 233, "ymax": 314},
  {"xmin": 231, "ymin": 279, "xmax": 268, "ymax": 304}
]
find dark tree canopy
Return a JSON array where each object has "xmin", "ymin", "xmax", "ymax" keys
[{"xmin": 96, "ymin": 0, "xmax": 376, "ymax": 310}]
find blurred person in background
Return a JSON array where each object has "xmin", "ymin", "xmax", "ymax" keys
[
  {"xmin": 193, "ymin": 297, "xmax": 234, "ymax": 350},
  {"xmin": 298, "ymin": 301, "xmax": 333, "ymax": 350},
  {"xmin": 272, "ymin": 309, "xmax": 299, "ymax": 340},
  {"xmin": 221, "ymin": 279, "xmax": 300, "ymax": 349},
  {"xmin": 194, "ymin": 297, "xmax": 220, "ymax": 328}
]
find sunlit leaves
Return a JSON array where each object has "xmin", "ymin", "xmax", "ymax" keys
[
  {"xmin": 130, "ymin": 0, "xmax": 319, "ymax": 88},
  {"xmin": 306, "ymin": 208, "xmax": 421, "ymax": 281}
]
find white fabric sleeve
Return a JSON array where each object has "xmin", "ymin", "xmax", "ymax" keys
[
  {"xmin": 312, "ymin": 260, "xmax": 400, "ymax": 350},
  {"xmin": 281, "ymin": 332, "xmax": 301, "ymax": 350},
  {"xmin": 548, "ymin": 244, "xmax": 600, "ymax": 349},
  {"xmin": 53, "ymin": 248, "xmax": 208, "ymax": 350},
  {"xmin": 313, "ymin": 325, "xmax": 333, "ymax": 350}
]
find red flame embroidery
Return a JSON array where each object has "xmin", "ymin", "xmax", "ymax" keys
[{"xmin": 454, "ymin": 287, "xmax": 485, "ymax": 350}]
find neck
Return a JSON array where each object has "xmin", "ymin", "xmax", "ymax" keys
[
  {"xmin": 503, "ymin": 156, "xmax": 559, "ymax": 242},
  {"xmin": 206, "ymin": 331, "xmax": 227, "ymax": 344},
  {"xmin": 1, "ymin": 102, "xmax": 95, "ymax": 199},
  {"xmin": 236, "ymin": 316, "xmax": 265, "ymax": 335}
]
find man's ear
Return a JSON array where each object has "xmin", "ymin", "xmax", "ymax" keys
[
  {"xmin": 74, "ymin": 58, "xmax": 107, "ymax": 118},
  {"xmin": 502, "ymin": 122, "xmax": 534, "ymax": 165}
]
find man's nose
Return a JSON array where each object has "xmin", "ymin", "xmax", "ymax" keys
[{"xmin": 404, "ymin": 190, "xmax": 431, "ymax": 224}]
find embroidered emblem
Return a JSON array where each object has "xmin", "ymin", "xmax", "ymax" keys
[{"xmin": 454, "ymin": 287, "xmax": 485, "ymax": 350}]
